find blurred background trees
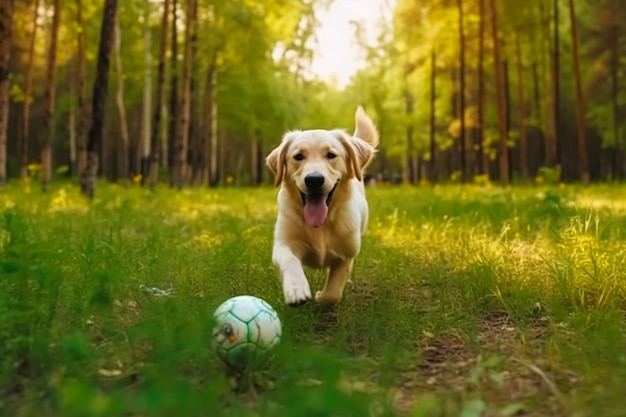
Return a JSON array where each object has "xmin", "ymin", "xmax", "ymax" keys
[{"xmin": 1, "ymin": 0, "xmax": 624, "ymax": 190}]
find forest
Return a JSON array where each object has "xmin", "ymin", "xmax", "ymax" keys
[
  {"xmin": 0, "ymin": 0, "xmax": 624, "ymax": 194},
  {"xmin": 4, "ymin": 1, "xmax": 626, "ymax": 415}
]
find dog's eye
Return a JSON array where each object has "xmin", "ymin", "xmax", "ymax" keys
[
  {"xmin": 293, "ymin": 153, "xmax": 304, "ymax": 161},
  {"xmin": 327, "ymin": 152, "xmax": 337, "ymax": 159}
]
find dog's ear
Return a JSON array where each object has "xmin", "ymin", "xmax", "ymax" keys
[
  {"xmin": 266, "ymin": 132, "xmax": 297, "ymax": 187},
  {"xmin": 334, "ymin": 130, "xmax": 374, "ymax": 182}
]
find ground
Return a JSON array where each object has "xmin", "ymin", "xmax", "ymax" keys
[{"xmin": 1, "ymin": 182, "xmax": 626, "ymax": 417}]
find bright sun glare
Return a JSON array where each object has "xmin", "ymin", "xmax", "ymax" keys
[{"xmin": 308, "ymin": 0, "xmax": 395, "ymax": 90}]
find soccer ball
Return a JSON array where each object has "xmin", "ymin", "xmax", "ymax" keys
[{"xmin": 211, "ymin": 295, "xmax": 282, "ymax": 368}]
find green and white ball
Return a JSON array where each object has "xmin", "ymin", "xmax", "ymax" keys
[{"xmin": 212, "ymin": 295, "xmax": 282, "ymax": 368}]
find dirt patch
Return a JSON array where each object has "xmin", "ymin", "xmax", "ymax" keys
[
  {"xmin": 394, "ymin": 313, "xmax": 577, "ymax": 416},
  {"xmin": 395, "ymin": 331, "xmax": 474, "ymax": 413}
]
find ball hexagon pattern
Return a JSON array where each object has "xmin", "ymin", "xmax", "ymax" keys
[{"xmin": 212, "ymin": 295, "xmax": 282, "ymax": 367}]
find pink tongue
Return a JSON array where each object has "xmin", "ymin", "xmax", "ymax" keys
[{"xmin": 303, "ymin": 196, "xmax": 328, "ymax": 227}]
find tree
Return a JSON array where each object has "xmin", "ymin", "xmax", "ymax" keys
[
  {"xmin": 148, "ymin": 0, "xmax": 171, "ymax": 189},
  {"xmin": 167, "ymin": 0, "xmax": 178, "ymax": 184},
  {"xmin": 0, "ymin": 0, "xmax": 12, "ymax": 187},
  {"xmin": 41, "ymin": 0, "xmax": 61, "ymax": 192},
  {"xmin": 477, "ymin": 0, "xmax": 488, "ymax": 178},
  {"xmin": 113, "ymin": 13, "xmax": 130, "ymax": 181},
  {"xmin": 489, "ymin": 0, "xmax": 509, "ymax": 185},
  {"xmin": 19, "ymin": 0, "xmax": 39, "ymax": 183},
  {"xmin": 456, "ymin": 0, "xmax": 466, "ymax": 182},
  {"xmin": 552, "ymin": 0, "xmax": 561, "ymax": 169},
  {"xmin": 610, "ymin": 0, "xmax": 621, "ymax": 179},
  {"xmin": 429, "ymin": 51, "xmax": 437, "ymax": 183},
  {"xmin": 140, "ymin": 3, "xmax": 152, "ymax": 181},
  {"xmin": 515, "ymin": 28, "xmax": 529, "ymax": 181},
  {"xmin": 81, "ymin": 0, "xmax": 118, "ymax": 198},
  {"xmin": 76, "ymin": 0, "xmax": 88, "ymax": 177},
  {"xmin": 568, "ymin": 0, "xmax": 589, "ymax": 184}
]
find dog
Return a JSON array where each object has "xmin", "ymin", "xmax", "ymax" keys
[{"xmin": 265, "ymin": 106, "xmax": 379, "ymax": 307}]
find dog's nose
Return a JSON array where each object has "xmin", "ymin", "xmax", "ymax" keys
[{"xmin": 305, "ymin": 173, "xmax": 325, "ymax": 189}]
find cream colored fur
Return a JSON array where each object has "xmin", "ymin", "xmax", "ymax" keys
[{"xmin": 266, "ymin": 107, "xmax": 379, "ymax": 306}]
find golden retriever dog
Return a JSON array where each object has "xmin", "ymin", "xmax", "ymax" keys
[{"xmin": 265, "ymin": 106, "xmax": 379, "ymax": 307}]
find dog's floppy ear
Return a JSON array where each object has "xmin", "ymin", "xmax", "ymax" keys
[
  {"xmin": 334, "ymin": 130, "xmax": 375, "ymax": 182},
  {"xmin": 266, "ymin": 132, "xmax": 297, "ymax": 187}
]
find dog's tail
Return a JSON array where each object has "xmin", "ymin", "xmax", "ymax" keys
[{"xmin": 354, "ymin": 106, "xmax": 379, "ymax": 148}]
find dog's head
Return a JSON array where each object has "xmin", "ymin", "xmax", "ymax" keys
[{"xmin": 266, "ymin": 129, "xmax": 374, "ymax": 228}]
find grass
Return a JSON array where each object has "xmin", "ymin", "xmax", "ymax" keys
[{"xmin": 1, "ymin": 181, "xmax": 626, "ymax": 417}]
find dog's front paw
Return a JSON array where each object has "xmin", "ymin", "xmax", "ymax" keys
[
  {"xmin": 315, "ymin": 290, "xmax": 341, "ymax": 306},
  {"xmin": 283, "ymin": 277, "xmax": 311, "ymax": 307}
]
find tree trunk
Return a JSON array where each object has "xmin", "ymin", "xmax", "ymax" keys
[
  {"xmin": 552, "ymin": 0, "xmax": 561, "ymax": 170},
  {"xmin": 113, "ymin": 14, "xmax": 129, "ymax": 182},
  {"xmin": 403, "ymin": 87, "xmax": 414, "ymax": 184},
  {"xmin": 251, "ymin": 134, "xmax": 260, "ymax": 186},
  {"xmin": 172, "ymin": 0, "xmax": 196, "ymax": 189},
  {"xmin": 148, "ymin": 0, "xmax": 170, "ymax": 189},
  {"xmin": 515, "ymin": 29, "xmax": 529, "ymax": 181},
  {"xmin": 610, "ymin": 0, "xmax": 620, "ymax": 179},
  {"xmin": 69, "ymin": 64, "xmax": 76, "ymax": 175},
  {"xmin": 477, "ymin": 0, "xmax": 488, "ymax": 178},
  {"xmin": 141, "ymin": 4, "xmax": 151, "ymax": 182},
  {"xmin": 504, "ymin": 59, "xmax": 513, "ymax": 181},
  {"xmin": 80, "ymin": 0, "xmax": 118, "ymax": 198},
  {"xmin": 429, "ymin": 51, "xmax": 437, "ymax": 184},
  {"xmin": 76, "ymin": 0, "xmax": 88, "ymax": 178},
  {"xmin": 208, "ymin": 59, "xmax": 219, "ymax": 187},
  {"xmin": 18, "ymin": 0, "xmax": 39, "ymax": 183},
  {"xmin": 457, "ymin": 0, "xmax": 466, "ymax": 183},
  {"xmin": 187, "ymin": 0, "xmax": 199, "ymax": 186},
  {"xmin": 167, "ymin": 0, "xmax": 178, "ymax": 186},
  {"xmin": 567, "ymin": 0, "xmax": 589, "ymax": 184},
  {"xmin": 488, "ymin": 0, "xmax": 509, "ymax": 186},
  {"xmin": 41, "ymin": 0, "xmax": 60, "ymax": 192},
  {"xmin": 0, "ymin": 0, "xmax": 10, "ymax": 186},
  {"xmin": 541, "ymin": 0, "xmax": 557, "ymax": 167}
]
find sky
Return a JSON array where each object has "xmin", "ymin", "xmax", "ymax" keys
[{"xmin": 307, "ymin": 0, "xmax": 395, "ymax": 90}]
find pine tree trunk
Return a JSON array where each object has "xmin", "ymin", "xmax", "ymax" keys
[
  {"xmin": 167, "ymin": 0, "xmax": 178, "ymax": 186},
  {"xmin": 80, "ymin": 0, "xmax": 118, "ymax": 198},
  {"xmin": 69, "ymin": 64, "xmax": 76, "ymax": 175},
  {"xmin": 477, "ymin": 0, "xmax": 488, "ymax": 178},
  {"xmin": 208, "ymin": 59, "xmax": 219, "ymax": 187},
  {"xmin": 113, "ymin": 15, "xmax": 129, "ymax": 182},
  {"xmin": 18, "ymin": 0, "xmax": 39, "ymax": 183},
  {"xmin": 515, "ymin": 29, "xmax": 529, "ymax": 181},
  {"xmin": 187, "ymin": 0, "xmax": 199, "ymax": 186},
  {"xmin": 488, "ymin": 0, "xmax": 509, "ymax": 186},
  {"xmin": 457, "ymin": 0, "xmax": 466, "ymax": 183},
  {"xmin": 552, "ymin": 0, "xmax": 561, "ymax": 170},
  {"xmin": 504, "ymin": 59, "xmax": 513, "ymax": 181},
  {"xmin": 141, "ymin": 5, "xmax": 151, "ymax": 182},
  {"xmin": 251, "ymin": 134, "xmax": 260, "ymax": 186},
  {"xmin": 171, "ymin": 0, "xmax": 195, "ymax": 188},
  {"xmin": 541, "ymin": 0, "xmax": 557, "ymax": 167},
  {"xmin": 429, "ymin": 51, "xmax": 437, "ymax": 184},
  {"xmin": 403, "ymin": 87, "xmax": 414, "ymax": 184},
  {"xmin": 610, "ymin": 0, "xmax": 620, "ymax": 179},
  {"xmin": 568, "ymin": 0, "xmax": 589, "ymax": 184},
  {"xmin": 76, "ymin": 0, "xmax": 88, "ymax": 178},
  {"xmin": 41, "ymin": 0, "xmax": 60, "ymax": 192},
  {"xmin": 148, "ymin": 0, "xmax": 170, "ymax": 189},
  {"xmin": 0, "ymin": 0, "xmax": 10, "ymax": 186}
]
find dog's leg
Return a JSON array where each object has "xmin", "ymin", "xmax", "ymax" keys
[
  {"xmin": 315, "ymin": 258, "xmax": 353, "ymax": 305},
  {"xmin": 273, "ymin": 243, "xmax": 311, "ymax": 307}
]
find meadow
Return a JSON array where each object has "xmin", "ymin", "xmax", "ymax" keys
[{"xmin": 1, "ymin": 182, "xmax": 626, "ymax": 417}]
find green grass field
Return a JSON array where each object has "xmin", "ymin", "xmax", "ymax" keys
[{"xmin": 1, "ymin": 182, "xmax": 626, "ymax": 417}]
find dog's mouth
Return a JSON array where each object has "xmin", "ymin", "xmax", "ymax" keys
[{"xmin": 300, "ymin": 182, "xmax": 338, "ymax": 228}]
